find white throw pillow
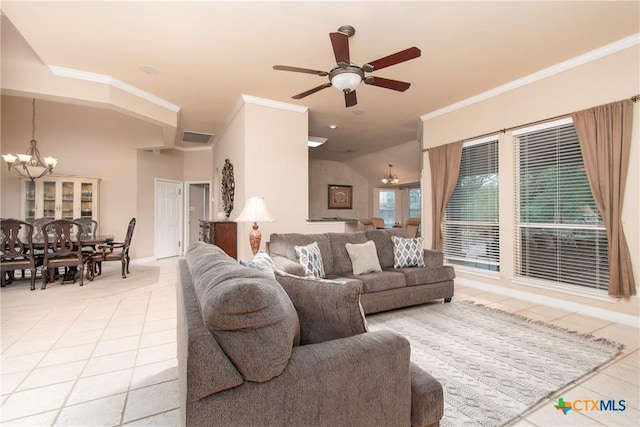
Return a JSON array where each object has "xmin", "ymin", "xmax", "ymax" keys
[
  {"xmin": 392, "ymin": 236, "xmax": 425, "ymax": 268},
  {"xmin": 345, "ymin": 240, "xmax": 382, "ymax": 275},
  {"xmin": 294, "ymin": 241, "xmax": 326, "ymax": 278}
]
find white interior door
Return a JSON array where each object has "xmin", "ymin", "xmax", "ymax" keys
[{"xmin": 155, "ymin": 179, "xmax": 182, "ymax": 259}]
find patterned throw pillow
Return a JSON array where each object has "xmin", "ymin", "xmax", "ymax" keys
[
  {"xmin": 241, "ymin": 251, "xmax": 277, "ymax": 277},
  {"xmin": 391, "ymin": 236, "xmax": 425, "ymax": 268},
  {"xmin": 294, "ymin": 241, "xmax": 326, "ymax": 278}
]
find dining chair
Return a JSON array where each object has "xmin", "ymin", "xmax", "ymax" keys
[
  {"xmin": 360, "ymin": 218, "xmax": 376, "ymax": 231},
  {"xmin": 405, "ymin": 218, "xmax": 421, "ymax": 238},
  {"xmin": 73, "ymin": 218, "xmax": 98, "ymax": 238},
  {"xmin": 92, "ymin": 218, "xmax": 136, "ymax": 279},
  {"xmin": 31, "ymin": 217, "xmax": 50, "ymax": 241},
  {"xmin": 41, "ymin": 219, "xmax": 87, "ymax": 289},
  {"xmin": 73, "ymin": 217, "xmax": 99, "ymax": 267},
  {"xmin": 1, "ymin": 219, "xmax": 41, "ymax": 291},
  {"xmin": 372, "ymin": 217, "xmax": 386, "ymax": 229}
]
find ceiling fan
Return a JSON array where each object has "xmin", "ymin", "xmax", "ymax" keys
[{"xmin": 273, "ymin": 25, "xmax": 421, "ymax": 107}]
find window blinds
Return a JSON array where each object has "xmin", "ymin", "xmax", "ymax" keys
[
  {"xmin": 442, "ymin": 138, "xmax": 500, "ymax": 271},
  {"xmin": 514, "ymin": 119, "xmax": 609, "ymax": 290}
]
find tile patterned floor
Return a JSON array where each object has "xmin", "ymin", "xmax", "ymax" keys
[{"xmin": 1, "ymin": 258, "xmax": 638, "ymax": 426}]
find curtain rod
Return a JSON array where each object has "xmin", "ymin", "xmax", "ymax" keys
[{"xmin": 423, "ymin": 94, "xmax": 639, "ymax": 151}]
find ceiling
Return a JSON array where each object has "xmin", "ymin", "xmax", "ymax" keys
[{"xmin": 1, "ymin": 1, "xmax": 639, "ymax": 164}]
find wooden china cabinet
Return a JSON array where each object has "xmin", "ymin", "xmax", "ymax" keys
[
  {"xmin": 21, "ymin": 176, "xmax": 100, "ymax": 223},
  {"xmin": 199, "ymin": 220, "xmax": 237, "ymax": 259}
]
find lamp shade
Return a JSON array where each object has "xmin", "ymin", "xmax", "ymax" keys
[{"xmin": 235, "ymin": 197, "xmax": 275, "ymax": 223}]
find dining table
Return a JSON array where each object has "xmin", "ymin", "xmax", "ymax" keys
[{"xmin": 32, "ymin": 234, "xmax": 115, "ymax": 283}]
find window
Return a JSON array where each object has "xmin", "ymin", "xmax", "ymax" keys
[
  {"xmin": 376, "ymin": 187, "xmax": 422, "ymax": 228},
  {"xmin": 442, "ymin": 137, "xmax": 499, "ymax": 271},
  {"xmin": 378, "ymin": 190, "xmax": 397, "ymax": 227},
  {"xmin": 514, "ymin": 118, "xmax": 608, "ymax": 291},
  {"xmin": 408, "ymin": 188, "xmax": 422, "ymax": 219}
]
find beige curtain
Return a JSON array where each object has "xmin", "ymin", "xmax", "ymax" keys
[
  {"xmin": 428, "ymin": 141, "xmax": 463, "ymax": 250},
  {"xmin": 572, "ymin": 99, "xmax": 636, "ymax": 298}
]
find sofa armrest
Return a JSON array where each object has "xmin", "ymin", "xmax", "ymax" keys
[
  {"xmin": 210, "ymin": 330, "xmax": 413, "ymax": 427},
  {"xmin": 275, "ymin": 272, "xmax": 367, "ymax": 345},
  {"xmin": 411, "ymin": 362, "xmax": 444, "ymax": 427},
  {"xmin": 271, "ymin": 255, "xmax": 306, "ymax": 276},
  {"xmin": 422, "ymin": 249, "xmax": 444, "ymax": 267}
]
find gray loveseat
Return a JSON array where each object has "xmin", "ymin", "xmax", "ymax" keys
[
  {"xmin": 268, "ymin": 228, "xmax": 455, "ymax": 314},
  {"xmin": 178, "ymin": 242, "xmax": 444, "ymax": 426}
]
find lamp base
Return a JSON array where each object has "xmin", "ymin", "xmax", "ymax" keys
[{"xmin": 249, "ymin": 222, "xmax": 261, "ymax": 255}]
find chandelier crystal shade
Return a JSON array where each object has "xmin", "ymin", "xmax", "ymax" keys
[
  {"xmin": 2, "ymin": 98, "xmax": 57, "ymax": 181},
  {"xmin": 381, "ymin": 164, "xmax": 399, "ymax": 184}
]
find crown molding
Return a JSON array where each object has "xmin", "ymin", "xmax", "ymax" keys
[
  {"xmin": 48, "ymin": 65, "xmax": 181, "ymax": 113},
  {"xmin": 421, "ymin": 33, "xmax": 640, "ymax": 122},
  {"xmin": 241, "ymin": 94, "xmax": 308, "ymax": 113}
]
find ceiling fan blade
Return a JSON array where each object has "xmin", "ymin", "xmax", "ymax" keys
[
  {"xmin": 344, "ymin": 90, "xmax": 357, "ymax": 107},
  {"xmin": 292, "ymin": 83, "xmax": 332, "ymax": 99},
  {"xmin": 363, "ymin": 47, "xmax": 421, "ymax": 72},
  {"xmin": 273, "ymin": 65, "xmax": 328, "ymax": 76},
  {"xmin": 364, "ymin": 76, "xmax": 411, "ymax": 92},
  {"xmin": 330, "ymin": 32, "xmax": 350, "ymax": 67}
]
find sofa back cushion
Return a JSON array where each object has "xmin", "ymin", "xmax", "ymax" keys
[
  {"xmin": 186, "ymin": 242, "xmax": 300, "ymax": 383},
  {"xmin": 366, "ymin": 228, "xmax": 410, "ymax": 269},
  {"xmin": 328, "ymin": 232, "xmax": 368, "ymax": 275},
  {"xmin": 268, "ymin": 233, "xmax": 334, "ymax": 275}
]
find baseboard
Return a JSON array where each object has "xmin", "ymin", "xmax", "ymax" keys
[{"xmin": 455, "ymin": 277, "xmax": 639, "ymax": 328}]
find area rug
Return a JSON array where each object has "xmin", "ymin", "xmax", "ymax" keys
[{"xmin": 367, "ymin": 301, "xmax": 622, "ymax": 427}]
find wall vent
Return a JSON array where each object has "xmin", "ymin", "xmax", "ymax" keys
[{"xmin": 182, "ymin": 131, "xmax": 214, "ymax": 144}]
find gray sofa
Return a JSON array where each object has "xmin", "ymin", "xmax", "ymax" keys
[
  {"xmin": 268, "ymin": 228, "xmax": 455, "ymax": 314},
  {"xmin": 178, "ymin": 242, "xmax": 444, "ymax": 427}
]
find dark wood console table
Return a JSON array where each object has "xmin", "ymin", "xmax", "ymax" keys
[{"xmin": 199, "ymin": 220, "xmax": 237, "ymax": 259}]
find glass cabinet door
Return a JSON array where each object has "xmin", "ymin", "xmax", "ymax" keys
[
  {"xmin": 61, "ymin": 181, "xmax": 75, "ymax": 219},
  {"xmin": 24, "ymin": 181, "xmax": 37, "ymax": 222},
  {"xmin": 80, "ymin": 182, "xmax": 94, "ymax": 218},
  {"xmin": 42, "ymin": 180, "xmax": 57, "ymax": 220}
]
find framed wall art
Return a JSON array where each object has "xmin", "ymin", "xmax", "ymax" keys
[{"xmin": 328, "ymin": 185, "xmax": 352, "ymax": 209}]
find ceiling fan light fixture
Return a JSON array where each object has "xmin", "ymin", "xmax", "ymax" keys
[{"xmin": 330, "ymin": 67, "xmax": 363, "ymax": 92}]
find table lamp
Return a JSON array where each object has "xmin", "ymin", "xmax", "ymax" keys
[{"xmin": 235, "ymin": 196, "xmax": 275, "ymax": 255}]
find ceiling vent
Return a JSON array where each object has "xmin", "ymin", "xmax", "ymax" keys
[{"xmin": 182, "ymin": 131, "xmax": 214, "ymax": 144}]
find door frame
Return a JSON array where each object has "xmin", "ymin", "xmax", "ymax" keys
[
  {"xmin": 184, "ymin": 180, "xmax": 212, "ymax": 250},
  {"xmin": 154, "ymin": 178, "xmax": 184, "ymax": 258}
]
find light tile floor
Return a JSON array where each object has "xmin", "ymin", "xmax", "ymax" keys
[{"xmin": 1, "ymin": 258, "xmax": 638, "ymax": 426}]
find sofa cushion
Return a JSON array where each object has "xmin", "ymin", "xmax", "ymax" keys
[
  {"xmin": 186, "ymin": 242, "xmax": 300, "ymax": 383},
  {"xmin": 345, "ymin": 240, "xmax": 382, "ymax": 275},
  {"xmin": 328, "ymin": 232, "xmax": 368, "ymax": 274},
  {"xmin": 366, "ymin": 228, "xmax": 410, "ymax": 269},
  {"xmin": 392, "ymin": 265, "xmax": 456, "ymax": 286},
  {"xmin": 341, "ymin": 270, "xmax": 406, "ymax": 293},
  {"xmin": 295, "ymin": 241, "xmax": 326, "ymax": 278},
  {"xmin": 392, "ymin": 236, "xmax": 426, "ymax": 268},
  {"xmin": 269, "ymin": 233, "xmax": 334, "ymax": 275}
]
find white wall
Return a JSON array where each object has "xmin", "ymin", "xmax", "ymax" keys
[
  {"xmin": 421, "ymin": 44, "xmax": 639, "ymax": 319},
  {"xmin": 213, "ymin": 95, "xmax": 344, "ymax": 261},
  {"xmin": 309, "ymin": 159, "xmax": 369, "ymax": 220}
]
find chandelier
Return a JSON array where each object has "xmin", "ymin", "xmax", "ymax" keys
[
  {"xmin": 2, "ymin": 98, "xmax": 57, "ymax": 181},
  {"xmin": 381, "ymin": 164, "xmax": 399, "ymax": 184}
]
